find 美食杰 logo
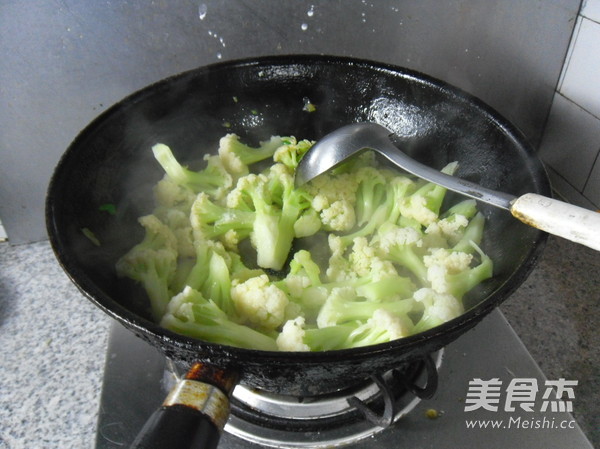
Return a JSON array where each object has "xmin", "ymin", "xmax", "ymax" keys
[{"xmin": 463, "ymin": 378, "xmax": 578, "ymax": 430}]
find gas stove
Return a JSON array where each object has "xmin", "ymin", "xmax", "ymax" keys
[{"xmin": 95, "ymin": 309, "xmax": 593, "ymax": 448}]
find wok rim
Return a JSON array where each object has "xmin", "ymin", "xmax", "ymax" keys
[{"xmin": 45, "ymin": 54, "xmax": 550, "ymax": 364}]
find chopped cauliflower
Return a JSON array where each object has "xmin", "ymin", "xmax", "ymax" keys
[
  {"xmin": 349, "ymin": 237, "xmax": 397, "ymax": 280},
  {"xmin": 369, "ymin": 308, "xmax": 412, "ymax": 340},
  {"xmin": 305, "ymin": 172, "xmax": 360, "ymax": 231},
  {"xmin": 377, "ymin": 224, "xmax": 423, "ymax": 253},
  {"xmin": 276, "ymin": 316, "xmax": 310, "ymax": 351},
  {"xmin": 305, "ymin": 172, "xmax": 359, "ymax": 205},
  {"xmin": 221, "ymin": 229, "xmax": 240, "ymax": 252},
  {"xmin": 413, "ymin": 287, "xmax": 463, "ymax": 324},
  {"xmin": 424, "ymin": 248, "xmax": 473, "ymax": 272},
  {"xmin": 319, "ymin": 199, "xmax": 356, "ymax": 231},
  {"xmin": 400, "ymin": 195, "xmax": 438, "ymax": 226},
  {"xmin": 316, "ymin": 286, "xmax": 358, "ymax": 328},
  {"xmin": 153, "ymin": 176, "xmax": 196, "ymax": 211},
  {"xmin": 425, "ymin": 214, "xmax": 469, "ymax": 246},
  {"xmin": 326, "ymin": 235, "xmax": 357, "ymax": 282},
  {"xmin": 225, "ymin": 173, "xmax": 269, "ymax": 209},
  {"xmin": 348, "ymin": 237, "xmax": 375, "ymax": 276},
  {"xmin": 293, "ymin": 209, "xmax": 322, "ymax": 238},
  {"xmin": 231, "ymin": 275, "xmax": 289, "ymax": 329},
  {"xmin": 118, "ymin": 131, "xmax": 495, "ymax": 352},
  {"xmin": 282, "ymin": 273, "xmax": 312, "ymax": 298},
  {"xmin": 424, "ymin": 248, "xmax": 473, "ymax": 294}
]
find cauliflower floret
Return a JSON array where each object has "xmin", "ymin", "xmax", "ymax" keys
[
  {"xmin": 311, "ymin": 194, "xmax": 329, "ymax": 212},
  {"xmin": 293, "ymin": 209, "xmax": 322, "ymax": 238},
  {"xmin": 306, "ymin": 172, "xmax": 360, "ymax": 231},
  {"xmin": 273, "ymin": 137, "xmax": 314, "ymax": 170},
  {"xmin": 173, "ymin": 228, "xmax": 195, "ymax": 258},
  {"xmin": 316, "ymin": 286, "xmax": 358, "ymax": 328},
  {"xmin": 425, "ymin": 214, "xmax": 469, "ymax": 246},
  {"xmin": 153, "ymin": 208, "xmax": 195, "ymax": 258},
  {"xmin": 305, "ymin": 172, "xmax": 359, "ymax": 205},
  {"xmin": 276, "ymin": 316, "xmax": 310, "ymax": 351},
  {"xmin": 424, "ymin": 248, "xmax": 473, "ymax": 272},
  {"xmin": 153, "ymin": 176, "xmax": 196, "ymax": 211},
  {"xmin": 326, "ymin": 235, "xmax": 356, "ymax": 282},
  {"xmin": 369, "ymin": 308, "xmax": 412, "ymax": 340},
  {"xmin": 348, "ymin": 237, "xmax": 375, "ymax": 276},
  {"xmin": 400, "ymin": 195, "xmax": 438, "ymax": 226},
  {"xmin": 378, "ymin": 225, "xmax": 423, "ymax": 253},
  {"xmin": 231, "ymin": 274, "xmax": 289, "ymax": 329},
  {"xmin": 424, "ymin": 248, "xmax": 473, "ymax": 294},
  {"xmin": 368, "ymin": 257, "xmax": 399, "ymax": 281},
  {"xmin": 319, "ymin": 199, "xmax": 356, "ymax": 232},
  {"xmin": 221, "ymin": 229, "xmax": 240, "ymax": 252},
  {"xmin": 282, "ymin": 273, "xmax": 312, "ymax": 298},
  {"xmin": 349, "ymin": 237, "xmax": 398, "ymax": 280},
  {"xmin": 413, "ymin": 287, "xmax": 463, "ymax": 324},
  {"xmin": 225, "ymin": 173, "xmax": 269, "ymax": 209},
  {"xmin": 437, "ymin": 214, "xmax": 469, "ymax": 237}
]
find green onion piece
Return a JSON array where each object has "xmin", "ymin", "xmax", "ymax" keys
[
  {"xmin": 99, "ymin": 203, "xmax": 117, "ymax": 215},
  {"xmin": 81, "ymin": 228, "xmax": 100, "ymax": 246}
]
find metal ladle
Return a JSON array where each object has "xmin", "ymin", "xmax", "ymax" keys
[{"xmin": 295, "ymin": 122, "xmax": 600, "ymax": 251}]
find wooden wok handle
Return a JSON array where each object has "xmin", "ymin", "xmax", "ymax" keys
[
  {"xmin": 510, "ymin": 193, "xmax": 600, "ymax": 251},
  {"xmin": 130, "ymin": 363, "xmax": 237, "ymax": 449}
]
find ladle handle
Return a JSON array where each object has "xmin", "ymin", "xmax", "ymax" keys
[
  {"xmin": 510, "ymin": 193, "xmax": 600, "ymax": 251},
  {"xmin": 130, "ymin": 363, "xmax": 236, "ymax": 449}
]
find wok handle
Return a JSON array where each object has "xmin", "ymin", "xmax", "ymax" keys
[
  {"xmin": 130, "ymin": 363, "xmax": 237, "ymax": 449},
  {"xmin": 510, "ymin": 193, "xmax": 600, "ymax": 251}
]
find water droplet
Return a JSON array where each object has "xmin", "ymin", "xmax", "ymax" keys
[
  {"xmin": 301, "ymin": 23, "xmax": 308, "ymax": 31},
  {"xmin": 307, "ymin": 5, "xmax": 314, "ymax": 17},
  {"xmin": 198, "ymin": 3, "xmax": 207, "ymax": 20},
  {"xmin": 216, "ymin": 52, "xmax": 222, "ymax": 59}
]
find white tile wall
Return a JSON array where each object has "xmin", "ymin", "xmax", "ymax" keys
[
  {"xmin": 538, "ymin": 0, "xmax": 600, "ymax": 209},
  {"xmin": 584, "ymin": 154, "xmax": 600, "ymax": 201},
  {"xmin": 559, "ymin": 17, "xmax": 600, "ymax": 118},
  {"xmin": 539, "ymin": 94, "xmax": 600, "ymax": 191},
  {"xmin": 582, "ymin": 0, "xmax": 600, "ymax": 22}
]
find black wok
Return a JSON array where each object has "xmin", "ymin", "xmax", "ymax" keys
[{"xmin": 46, "ymin": 55, "xmax": 550, "ymax": 447}]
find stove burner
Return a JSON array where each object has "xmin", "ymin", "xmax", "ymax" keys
[{"xmin": 218, "ymin": 351, "xmax": 443, "ymax": 448}]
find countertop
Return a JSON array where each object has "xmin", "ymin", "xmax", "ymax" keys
[{"xmin": 0, "ymin": 235, "xmax": 598, "ymax": 449}]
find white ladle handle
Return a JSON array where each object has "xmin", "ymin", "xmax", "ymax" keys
[{"xmin": 510, "ymin": 193, "xmax": 600, "ymax": 251}]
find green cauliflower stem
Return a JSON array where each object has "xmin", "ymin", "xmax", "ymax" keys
[
  {"xmin": 353, "ymin": 166, "xmax": 387, "ymax": 226},
  {"xmin": 412, "ymin": 287, "xmax": 464, "ymax": 333},
  {"xmin": 161, "ymin": 286, "xmax": 278, "ymax": 351},
  {"xmin": 183, "ymin": 238, "xmax": 237, "ymax": 317},
  {"xmin": 190, "ymin": 192, "xmax": 255, "ymax": 241},
  {"xmin": 375, "ymin": 222, "xmax": 429, "ymax": 284},
  {"xmin": 344, "ymin": 309, "xmax": 415, "ymax": 348},
  {"xmin": 152, "ymin": 144, "xmax": 233, "ymax": 198},
  {"xmin": 273, "ymin": 136, "xmax": 315, "ymax": 170},
  {"xmin": 226, "ymin": 165, "xmax": 313, "ymax": 270},
  {"xmin": 115, "ymin": 215, "xmax": 178, "ymax": 321},
  {"xmin": 316, "ymin": 286, "xmax": 417, "ymax": 329},
  {"xmin": 426, "ymin": 242, "xmax": 493, "ymax": 299},
  {"xmin": 337, "ymin": 174, "xmax": 415, "ymax": 247},
  {"xmin": 397, "ymin": 162, "xmax": 458, "ymax": 226},
  {"xmin": 452, "ymin": 211, "xmax": 486, "ymax": 254},
  {"xmin": 218, "ymin": 134, "xmax": 284, "ymax": 176}
]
